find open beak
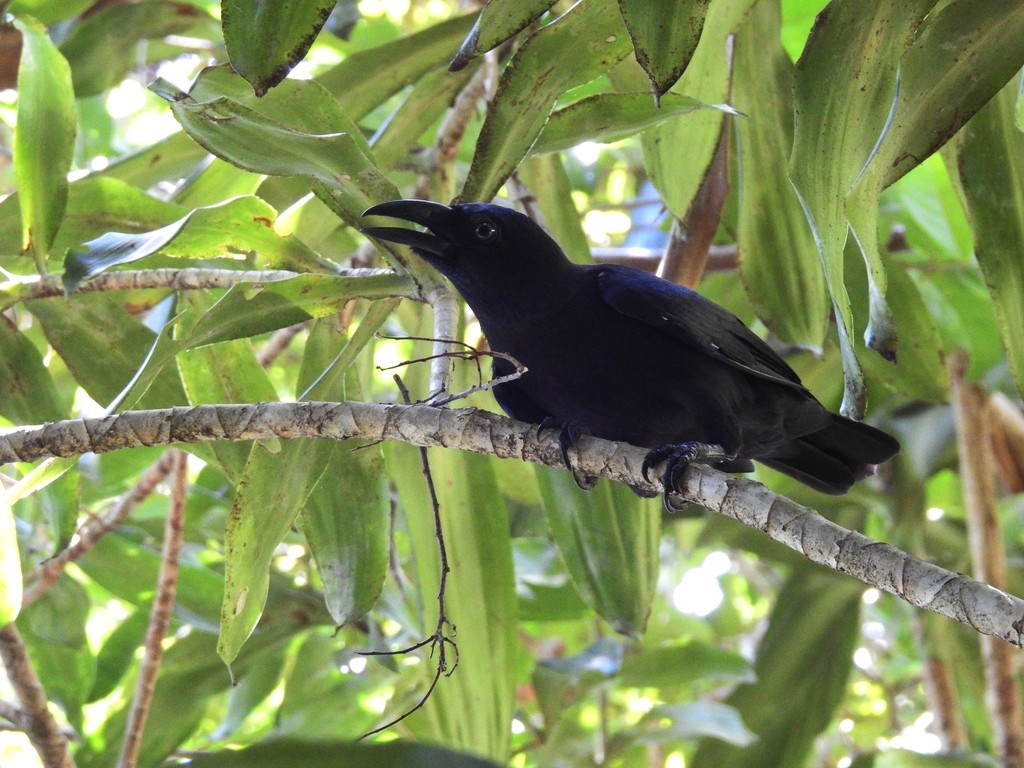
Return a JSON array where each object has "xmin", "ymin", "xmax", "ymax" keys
[{"xmin": 361, "ymin": 199, "xmax": 454, "ymax": 255}]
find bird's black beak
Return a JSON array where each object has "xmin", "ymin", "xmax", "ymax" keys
[{"xmin": 361, "ymin": 199, "xmax": 454, "ymax": 255}]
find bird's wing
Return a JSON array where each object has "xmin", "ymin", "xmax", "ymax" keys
[{"xmin": 595, "ymin": 265, "xmax": 807, "ymax": 391}]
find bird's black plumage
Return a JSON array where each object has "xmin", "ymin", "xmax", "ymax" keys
[{"xmin": 362, "ymin": 199, "xmax": 899, "ymax": 497}]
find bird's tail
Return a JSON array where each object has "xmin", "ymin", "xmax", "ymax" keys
[{"xmin": 760, "ymin": 414, "xmax": 900, "ymax": 495}]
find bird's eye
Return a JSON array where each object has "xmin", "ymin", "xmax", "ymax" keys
[{"xmin": 473, "ymin": 220, "xmax": 498, "ymax": 241}]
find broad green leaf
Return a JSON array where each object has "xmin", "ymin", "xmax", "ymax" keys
[
  {"xmin": 184, "ymin": 739, "xmax": 506, "ymax": 768},
  {"xmin": 0, "ymin": 314, "xmax": 64, "ymax": 425},
  {"xmin": 388, "ymin": 443, "xmax": 516, "ymax": 761},
  {"xmin": 531, "ymin": 92, "xmax": 732, "ymax": 156},
  {"xmin": 957, "ymin": 75, "xmax": 1024, "ymax": 395},
  {"xmin": 59, "ymin": 1, "xmax": 205, "ymax": 97},
  {"xmin": 107, "ymin": 273, "xmax": 413, "ymax": 412},
  {"xmin": 177, "ymin": 291, "xmax": 279, "ymax": 481},
  {"xmin": 222, "ymin": 0, "xmax": 336, "ymax": 95},
  {"xmin": 316, "ymin": 13, "xmax": 478, "ymax": 120},
  {"xmin": 298, "ymin": 319, "xmax": 389, "ymax": 626},
  {"xmin": 63, "ymin": 196, "xmax": 323, "ymax": 293},
  {"xmin": 459, "ymin": 0, "xmax": 633, "ymax": 203},
  {"xmin": 617, "ymin": 0, "xmax": 709, "ymax": 100},
  {"xmin": 216, "ymin": 640, "xmax": 288, "ymax": 739},
  {"xmin": 12, "ymin": 15, "xmax": 77, "ymax": 271},
  {"xmin": 450, "ymin": 0, "xmax": 557, "ymax": 70},
  {"xmin": 733, "ymin": 1, "xmax": 827, "ymax": 351},
  {"xmin": 218, "ymin": 438, "xmax": 333, "ymax": 666},
  {"xmin": 16, "ymin": 576, "xmax": 94, "ymax": 731},
  {"xmin": 78, "ymin": 534, "xmax": 225, "ymax": 626},
  {"xmin": 789, "ymin": 1, "xmax": 932, "ymax": 416},
  {"xmin": 852, "ymin": 252, "xmax": 949, "ymax": 403},
  {"xmin": 99, "ymin": 131, "xmax": 209, "ymax": 190},
  {"xmin": 28, "ymin": 293, "xmax": 187, "ymax": 408},
  {"xmin": 0, "ymin": 492, "xmax": 21, "ymax": 625},
  {"xmin": 693, "ymin": 568, "xmax": 862, "ymax": 768},
  {"xmin": 517, "ymin": 154, "xmax": 591, "ymax": 264},
  {"xmin": 172, "ymin": 157, "xmax": 265, "ymax": 209},
  {"xmin": 618, "ymin": 640, "xmax": 755, "ymax": 689},
  {"xmin": 0, "ymin": 177, "xmax": 188, "ymax": 273},
  {"xmin": 277, "ymin": 632, "xmax": 385, "ymax": 739},
  {"xmin": 845, "ymin": 0, "xmax": 1024, "ymax": 365},
  {"xmin": 535, "ymin": 467, "xmax": 659, "ymax": 637},
  {"xmin": 621, "ymin": 702, "xmax": 756, "ymax": 749},
  {"xmin": 152, "ymin": 73, "xmax": 401, "ymax": 233},
  {"xmin": 638, "ymin": 0, "xmax": 756, "ymax": 220}
]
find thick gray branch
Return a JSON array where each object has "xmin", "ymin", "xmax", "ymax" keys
[{"xmin": 2, "ymin": 401, "xmax": 1022, "ymax": 646}]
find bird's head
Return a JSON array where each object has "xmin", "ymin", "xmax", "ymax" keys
[{"xmin": 362, "ymin": 200, "xmax": 574, "ymax": 318}]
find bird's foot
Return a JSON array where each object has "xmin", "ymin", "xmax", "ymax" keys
[
  {"xmin": 642, "ymin": 442, "xmax": 730, "ymax": 512},
  {"xmin": 538, "ymin": 418, "xmax": 598, "ymax": 491}
]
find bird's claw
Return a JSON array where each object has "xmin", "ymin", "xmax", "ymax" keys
[
  {"xmin": 538, "ymin": 418, "xmax": 597, "ymax": 491},
  {"xmin": 642, "ymin": 442, "xmax": 729, "ymax": 511}
]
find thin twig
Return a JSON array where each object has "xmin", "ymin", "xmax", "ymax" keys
[
  {"xmin": 358, "ymin": 375, "xmax": 457, "ymax": 739},
  {"xmin": 255, "ymin": 321, "xmax": 309, "ymax": 368},
  {"xmin": 118, "ymin": 449, "xmax": 189, "ymax": 768},
  {"xmin": 21, "ymin": 450, "xmax": 179, "ymax": 607},
  {"xmin": 0, "ymin": 624, "xmax": 75, "ymax": 768}
]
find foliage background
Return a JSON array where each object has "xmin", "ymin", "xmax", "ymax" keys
[{"xmin": 1, "ymin": 0, "xmax": 1023, "ymax": 767}]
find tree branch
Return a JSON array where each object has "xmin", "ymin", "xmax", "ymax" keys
[
  {"xmin": 2, "ymin": 401, "xmax": 1023, "ymax": 647},
  {"xmin": 2, "ymin": 267, "xmax": 399, "ymax": 306},
  {"xmin": 0, "ymin": 624, "xmax": 75, "ymax": 768}
]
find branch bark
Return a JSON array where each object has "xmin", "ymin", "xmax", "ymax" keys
[{"xmin": 2, "ymin": 401, "xmax": 1023, "ymax": 646}]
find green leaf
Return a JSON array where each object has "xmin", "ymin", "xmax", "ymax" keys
[
  {"xmin": 59, "ymin": 1, "xmax": 205, "ymax": 97},
  {"xmin": 152, "ymin": 70, "xmax": 399, "ymax": 228},
  {"xmin": 316, "ymin": 13, "xmax": 478, "ymax": 121},
  {"xmin": 0, "ymin": 314, "xmax": 64, "ymax": 424},
  {"xmin": 622, "ymin": 702, "xmax": 756, "ymax": 748},
  {"xmin": 27, "ymin": 293, "xmax": 187, "ymax": 408},
  {"xmin": 450, "ymin": 0, "xmax": 557, "ymax": 70},
  {"xmin": 387, "ymin": 444, "xmax": 516, "ymax": 760},
  {"xmin": 218, "ymin": 438, "xmax": 333, "ymax": 665},
  {"xmin": 12, "ymin": 15, "xmax": 77, "ymax": 271},
  {"xmin": 184, "ymin": 738, "xmax": 506, "ymax": 768},
  {"xmin": 956, "ymin": 74, "xmax": 1024, "ymax": 396},
  {"xmin": 789, "ymin": 1, "xmax": 932, "ymax": 416},
  {"xmin": 517, "ymin": 154, "xmax": 591, "ymax": 264},
  {"xmin": 733, "ymin": 1, "xmax": 827, "ymax": 351},
  {"xmin": 78, "ymin": 533, "xmax": 225, "ymax": 626},
  {"xmin": 638, "ymin": 0, "xmax": 756, "ymax": 220},
  {"xmin": 17, "ymin": 576, "xmax": 95, "ymax": 731},
  {"xmin": 88, "ymin": 609, "xmax": 149, "ymax": 702},
  {"xmin": 222, "ymin": 0, "xmax": 336, "ymax": 96},
  {"xmin": 62, "ymin": 196, "xmax": 323, "ymax": 293},
  {"xmin": 459, "ymin": 0, "xmax": 633, "ymax": 203},
  {"xmin": 535, "ymin": 467, "xmax": 659, "ymax": 637},
  {"xmin": 531, "ymin": 92, "xmax": 732, "ymax": 156},
  {"xmin": 693, "ymin": 568, "xmax": 862, "ymax": 768},
  {"xmin": 619, "ymin": 640, "xmax": 755, "ymax": 689},
  {"xmin": 298, "ymin": 319, "xmax": 389, "ymax": 626},
  {"xmin": 617, "ymin": 0, "xmax": 709, "ymax": 100}
]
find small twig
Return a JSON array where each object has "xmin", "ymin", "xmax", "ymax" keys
[
  {"xmin": 21, "ymin": 450, "xmax": 179, "ymax": 607},
  {"xmin": 374, "ymin": 333, "xmax": 526, "ymax": 406},
  {"xmin": 358, "ymin": 375, "xmax": 458, "ymax": 740},
  {"xmin": 118, "ymin": 449, "xmax": 189, "ymax": 768},
  {"xmin": 0, "ymin": 624, "xmax": 75, "ymax": 768}
]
